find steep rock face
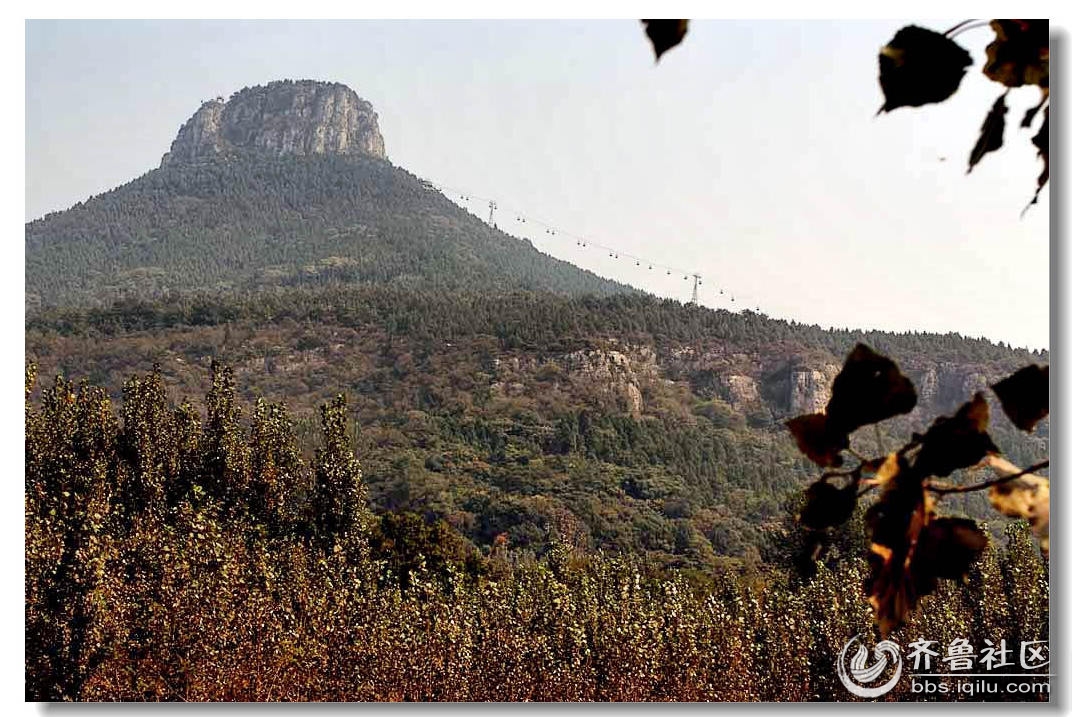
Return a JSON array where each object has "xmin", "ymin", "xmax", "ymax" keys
[
  {"xmin": 720, "ymin": 375, "xmax": 761, "ymax": 411},
  {"xmin": 161, "ymin": 80, "xmax": 386, "ymax": 167},
  {"xmin": 786, "ymin": 365, "xmax": 840, "ymax": 415},
  {"xmin": 560, "ymin": 347, "xmax": 658, "ymax": 416},
  {"xmin": 658, "ymin": 341, "xmax": 1028, "ymax": 426},
  {"xmin": 910, "ymin": 364, "xmax": 992, "ymax": 414},
  {"xmin": 760, "ymin": 359, "xmax": 999, "ymax": 420},
  {"xmin": 490, "ymin": 345, "xmax": 659, "ymax": 417}
]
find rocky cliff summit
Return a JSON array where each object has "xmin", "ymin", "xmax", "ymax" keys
[{"xmin": 160, "ymin": 80, "xmax": 386, "ymax": 167}]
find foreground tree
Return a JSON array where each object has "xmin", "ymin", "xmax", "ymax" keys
[
  {"xmin": 26, "ymin": 364, "xmax": 1048, "ymax": 700},
  {"xmin": 787, "ymin": 344, "xmax": 1048, "ymax": 634}
]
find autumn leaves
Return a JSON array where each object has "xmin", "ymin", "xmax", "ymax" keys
[
  {"xmin": 878, "ymin": 26, "xmax": 974, "ymax": 112},
  {"xmin": 877, "ymin": 20, "xmax": 1049, "ymax": 211},
  {"xmin": 788, "ymin": 345, "xmax": 1048, "ymax": 635},
  {"xmin": 640, "ymin": 19, "xmax": 1049, "ymax": 209}
]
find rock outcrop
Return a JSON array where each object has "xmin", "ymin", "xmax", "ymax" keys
[
  {"xmin": 786, "ymin": 365, "xmax": 840, "ymax": 415},
  {"xmin": 720, "ymin": 374, "xmax": 761, "ymax": 411},
  {"xmin": 161, "ymin": 80, "xmax": 386, "ymax": 167},
  {"xmin": 657, "ymin": 340, "xmax": 1028, "ymax": 426},
  {"xmin": 910, "ymin": 364, "xmax": 993, "ymax": 414},
  {"xmin": 561, "ymin": 347, "xmax": 658, "ymax": 417},
  {"xmin": 489, "ymin": 345, "xmax": 658, "ymax": 417}
]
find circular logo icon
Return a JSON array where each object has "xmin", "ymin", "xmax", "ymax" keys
[{"xmin": 837, "ymin": 634, "xmax": 903, "ymax": 698}]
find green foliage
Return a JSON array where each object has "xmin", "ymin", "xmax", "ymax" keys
[
  {"xmin": 370, "ymin": 511, "xmax": 488, "ymax": 589},
  {"xmin": 26, "ymin": 291, "xmax": 1048, "ymax": 573},
  {"xmin": 24, "ymin": 27, "xmax": 1051, "ymax": 699},
  {"xmin": 249, "ymin": 397, "xmax": 307, "ymax": 532},
  {"xmin": 313, "ymin": 394, "xmax": 370, "ymax": 552},
  {"xmin": 204, "ymin": 362, "xmax": 251, "ymax": 507},
  {"xmin": 25, "ymin": 153, "xmax": 629, "ymax": 309},
  {"xmin": 28, "ymin": 286, "xmax": 1047, "ymax": 367}
]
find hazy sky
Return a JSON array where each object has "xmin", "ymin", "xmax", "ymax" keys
[{"xmin": 25, "ymin": 19, "xmax": 1050, "ymax": 349}]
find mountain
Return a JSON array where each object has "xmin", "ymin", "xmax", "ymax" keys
[
  {"xmin": 24, "ymin": 79, "xmax": 1048, "ymax": 573},
  {"xmin": 26, "ymin": 81, "xmax": 629, "ymax": 310}
]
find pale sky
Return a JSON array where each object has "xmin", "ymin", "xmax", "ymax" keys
[{"xmin": 24, "ymin": 19, "xmax": 1051, "ymax": 349}]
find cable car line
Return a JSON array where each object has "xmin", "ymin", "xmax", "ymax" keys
[{"xmin": 425, "ymin": 178, "xmax": 768, "ymax": 314}]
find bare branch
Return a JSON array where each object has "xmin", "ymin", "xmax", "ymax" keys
[{"xmin": 926, "ymin": 459, "xmax": 1049, "ymax": 495}]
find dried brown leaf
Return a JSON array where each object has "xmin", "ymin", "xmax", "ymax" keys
[
  {"xmin": 968, "ymin": 92, "xmax": 1008, "ymax": 174},
  {"xmin": 991, "ymin": 364, "xmax": 1048, "ymax": 432},
  {"xmin": 869, "ymin": 452, "xmax": 901, "ymax": 488},
  {"xmin": 786, "ymin": 413, "xmax": 848, "ymax": 468},
  {"xmin": 914, "ymin": 393, "xmax": 1000, "ymax": 477},
  {"xmin": 913, "ymin": 517, "xmax": 988, "ymax": 587},
  {"xmin": 1024, "ymin": 108, "xmax": 1049, "ymax": 212},
  {"xmin": 984, "ymin": 19, "xmax": 1049, "ymax": 89},
  {"xmin": 799, "ymin": 480, "xmax": 857, "ymax": 530},
  {"xmin": 864, "ymin": 466, "xmax": 929, "ymax": 636},
  {"xmin": 878, "ymin": 25, "xmax": 972, "ymax": 113},
  {"xmin": 642, "ymin": 20, "xmax": 689, "ymax": 62},
  {"xmin": 826, "ymin": 344, "xmax": 917, "ymax": 434},
  {"xmin": 986, "ymin": 455, "xmax": 1049, "ymax": 556},
  {"xmin": 794, "ymin": 530, "xmax": 827, "ymax": 578},
  {"xmin": 1021, "ymin": 88, "xmax": 1048, "ymax": 128}
]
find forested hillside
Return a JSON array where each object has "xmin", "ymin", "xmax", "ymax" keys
[
  {"xmin": 26, "ymin": 153, "xmax": 629, "ymax": 309},
  {"xmin": 27, "ymin": 289, "xmax": 1049, "ymax": 574}
]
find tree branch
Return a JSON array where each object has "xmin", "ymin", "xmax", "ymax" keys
[
  {"xmin": 926, "ymin": 459, "xmax": 1049, "ymax": 495},
  {"xmin": 857, "ymin": 482, "xmax": 879, "ymax": 499},
  {"xmin": 943, "ymin": 19, "xmax": 978, "ymax": 36},
  {"xmin": 944, "ymin": 19, "xmax": 989, "ymax": 38},
  {"xmin": 821, "ymin": 462, "xmax": 865, "ymax": 484}
]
